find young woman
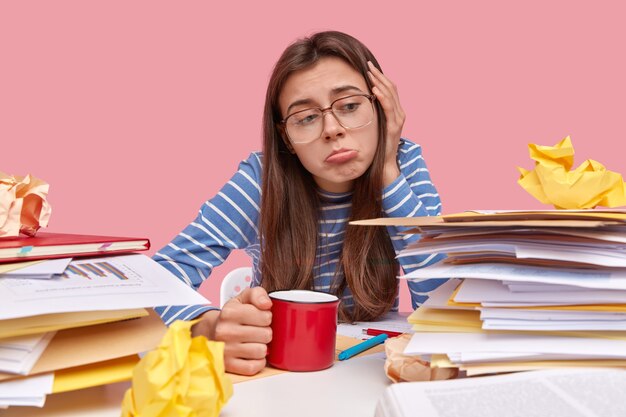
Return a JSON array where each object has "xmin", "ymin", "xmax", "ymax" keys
[{"xmin": 154, "ymin": 31, "xmax": 446, "ymax": 375}]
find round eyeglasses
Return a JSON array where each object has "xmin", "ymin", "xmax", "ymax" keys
[{"xmin": 280, "ymin": 94, "xmax": 376, "ymax": 144}]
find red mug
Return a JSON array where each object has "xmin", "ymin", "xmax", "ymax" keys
[{"xmin": 267, "ymin": 290, "xmax": 340, "ymax": 371}]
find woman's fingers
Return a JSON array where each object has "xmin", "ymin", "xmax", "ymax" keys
[
  {"xmin": 224, "ymin": 342, "xmax": 269, "ymax": 360},
  {"xmin": 210, "ymin": 287, "xmax": 275, "ymax": 375},
  {"xmin": 236, "ymin": 286, "xmax": 272, "ymax": 311},
  {"xmin": 367, "ymin": 62, "xmax": 405, "ymax": 128},
  {"xmin": 214, "ymin": 318, "xmax": 273, "ymax": 344},
  {"xmin": 367, "ymin": 61, "xmax": 403, "ymax": 115},
  {"xmin": 370, "ymin": 80, "xmax": 402, "ymax": 130},
  {"xmin": 367, "ymin": 61, "xmax": 404, "ymax": 179},
  {"xmin": 224, "ymin": 356, "xmax": 267, "ymax": 376},
  {"xmin": 368, "ymin": 70, "xmax": 395, "ymax": 113},
  {"xmin": 221, "ymin": 300, "xmax": 272, "ymax": 327}
]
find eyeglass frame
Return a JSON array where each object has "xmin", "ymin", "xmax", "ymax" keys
[{"xmin": 278, "ymin": 93, "xmax": 377, "ymax": 144}]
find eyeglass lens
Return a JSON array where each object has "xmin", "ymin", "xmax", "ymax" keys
[{"xmin": 285, "ymin": 95, "xmax": 373, "ymax": 144}]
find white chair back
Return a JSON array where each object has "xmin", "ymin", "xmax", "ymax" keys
[{"xmin": 219, "ymin": 266, "xmax": 253, "ymax": 308}]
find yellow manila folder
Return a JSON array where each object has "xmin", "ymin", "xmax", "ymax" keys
[
  {"xmin": 351, "ymin": 210, "xmax": 626, "ymax": 227},
  {"xmin": 0, "ymin": 310, "xmax": 166, "ymax": 382},
  {"xmin": 442, "ymin": 210, "xmax": 626, "ymax": 223},
  {"xmin": 53, "ymin": 354, "xmax": 139, "ymax": 393},
  {"xmin": 0, "ymin": 308, "xmax": 148, "ymax": 339},
  {"xmin": 350, "ymin": 217, "xmax": 617, "ymax": 232},
  {"xmin": 0, "ymin": 260, "xmax": 42, "ymax": 274}
]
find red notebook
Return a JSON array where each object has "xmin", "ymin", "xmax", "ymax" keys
[{"xmin": 0, "ymin": 232, "xmax": 151, "ymax": 263}]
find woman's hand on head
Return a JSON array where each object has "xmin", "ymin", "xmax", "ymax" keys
[
  {"xmin": 192, "ymin": 287, "xmax": 273, "ymax": 376},
  {"xmin": 367, "ymin": 61, "xmax": 405, "ymax": 186}
]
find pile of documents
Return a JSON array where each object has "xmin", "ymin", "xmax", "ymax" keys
[
  {"xmin": 0, "ymin": 252, "xmax": 209, "ymax": 409},
  {"xmin": 354, "ymin": 210, "xmax": 626, "ymax": 376}
]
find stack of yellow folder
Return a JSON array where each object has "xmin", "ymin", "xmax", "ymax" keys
[
  {"xmin": 0, "ymin": 253, "xmax": 210, "ymax": 409},
  {"xmin": 0, "ymin": 310, "xmax": 165, "ymax": 393},
  {"xmin": 353, "ymin": 210, "xmax": 626, "ymax": 375}
]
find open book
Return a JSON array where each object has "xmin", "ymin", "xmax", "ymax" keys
[{"xmin": 375, "ymin": 368, "xmax": 626, "ymax": 417}]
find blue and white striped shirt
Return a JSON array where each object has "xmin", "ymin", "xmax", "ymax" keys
[{"xmin": 154, "ymin": 138, "xmax": 446, "ymax": 324}]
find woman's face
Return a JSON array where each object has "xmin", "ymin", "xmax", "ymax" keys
[{"xmin": 278, "ymin": 57, "xmax": 379, "ymax": 193}]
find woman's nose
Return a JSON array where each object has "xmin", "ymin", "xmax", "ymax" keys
[{"xmin": 321, "ymin": 111, "xmax": 345, "ymax": 141}]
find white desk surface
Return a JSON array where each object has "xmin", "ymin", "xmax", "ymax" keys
[{"xmin": 1, "ymin": 354, "xmax": 391, "ymax": 417}]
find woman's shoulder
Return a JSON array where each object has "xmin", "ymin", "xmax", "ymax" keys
[
  {"xmin": 242, "ymin": 151, "xmax": 264, "ymax": 166},
  {"xmin": 226, "ymin": 152, "xmax": 264, "ymax": 189},
  {"xmin": 397, "ymin": 138, "xmax": 423, "ymax": 160},
  {"xmin": 238, "ymin": 151, "xmax": 264, "ymax": 173}
]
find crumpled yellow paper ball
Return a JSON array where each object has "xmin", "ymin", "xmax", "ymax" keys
[
  {"xmin": 517, "ymin": 136, "xmax": 626, "ymax": 209},
  {"xmin": 121, "ymin": 319, "xmax": 233, "ymax": 417},
  {"xmin": 0, "ymin": 172, "xmax": 51, "ymax": 237}
]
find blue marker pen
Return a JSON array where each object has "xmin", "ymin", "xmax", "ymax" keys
[{"xmin": 338, "ymin": 333, "xmax": 388, "ymax": 361}]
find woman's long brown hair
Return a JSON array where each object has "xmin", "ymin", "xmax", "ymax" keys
[{"xmin": 259, "ymin": 31, "xmax": 399, "ymax": 322}]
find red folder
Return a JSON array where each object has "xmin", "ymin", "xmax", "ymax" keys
[{"xmin": 0, "ymin": 232, "xmax": 150, "ymax": 263}]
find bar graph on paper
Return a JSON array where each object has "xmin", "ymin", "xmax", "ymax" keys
[
  {"xmin": 1, "ymin": 256, "xmax": 155, "ymax": 297},
  {"xmin": 0, "ymin": 254, "xmax": 211, "ymax": 321},
  {"xmin": 63, "ymin": 261, "xmax": 130, "ymax": 280}
]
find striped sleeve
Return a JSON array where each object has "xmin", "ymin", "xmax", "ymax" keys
[
  {"xmin": 381, "ymin": 139, "xmax": 447, "ymax": 309},
  {"xmin": 153, "ymin": 153, "xmax": 263, "ymax": 324}
]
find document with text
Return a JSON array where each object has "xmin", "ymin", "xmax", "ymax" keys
[
  {"xmin": 375, "ymin": 368, "xmax": 626, "ymax": 417},
  {"xmin": 0, "ymin": 254, "xmax": 208, "ymax": 320}
]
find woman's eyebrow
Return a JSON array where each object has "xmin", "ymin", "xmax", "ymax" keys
[
  {"xmin": 286, "ymin": 85, "xmax": 366, "ymax": 114},
  {"xmin": 330, "ymin": 85, "xmax": 364, "ymax": 96},
  {"xmin": 286, "ymin": 98, "xmax": 316, "ymax": 115}
]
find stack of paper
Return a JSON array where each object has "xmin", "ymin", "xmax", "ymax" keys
[
  {"xmin": 0, "ymin": 332, "xmax": 55, "ymax": 375},
  {"xmin": 0, "ymin": 253, "xmax": 210, "ymax": 409},
  {"xmin": 353, "ymin": 210, "xmax": 626, "ymax": 375}
]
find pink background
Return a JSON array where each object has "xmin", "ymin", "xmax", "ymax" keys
[{"xmin": 2, "ymin": 1, "xmax": 625, "ymax": 311}]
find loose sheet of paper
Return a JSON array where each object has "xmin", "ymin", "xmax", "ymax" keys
[
  {"xmin": 455, "ymin": 278, "xmax": 626, "ymax": 304},
  {"xmin": 404, "ymin": 332, "xmax": 626, "ymax": 358},
  {"xmin": 404, "ymin": 262, "xmax": 626, "ymax": 290},
  {"xmin": 0, "ymin": 373, "xmax": 53, "ymax": 408},
  {"xmin": 0, "ymin": 254, "xmax": 209, "ymax": 320},
  {"xmin": 337, "ymin": 311, "xmax": 413, "ymax": 339},
  {"xmin": 0, "ymin": 258, "xmax": 72, "ymax": 279},
  {"xmin": 0, "ymin": 332, "xmax": 55, "ymax": 374}
]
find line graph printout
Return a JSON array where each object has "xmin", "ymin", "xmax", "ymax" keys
[{"xmin": 0, "ymin": 254, "xmax": 209, "ymax": 320}]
